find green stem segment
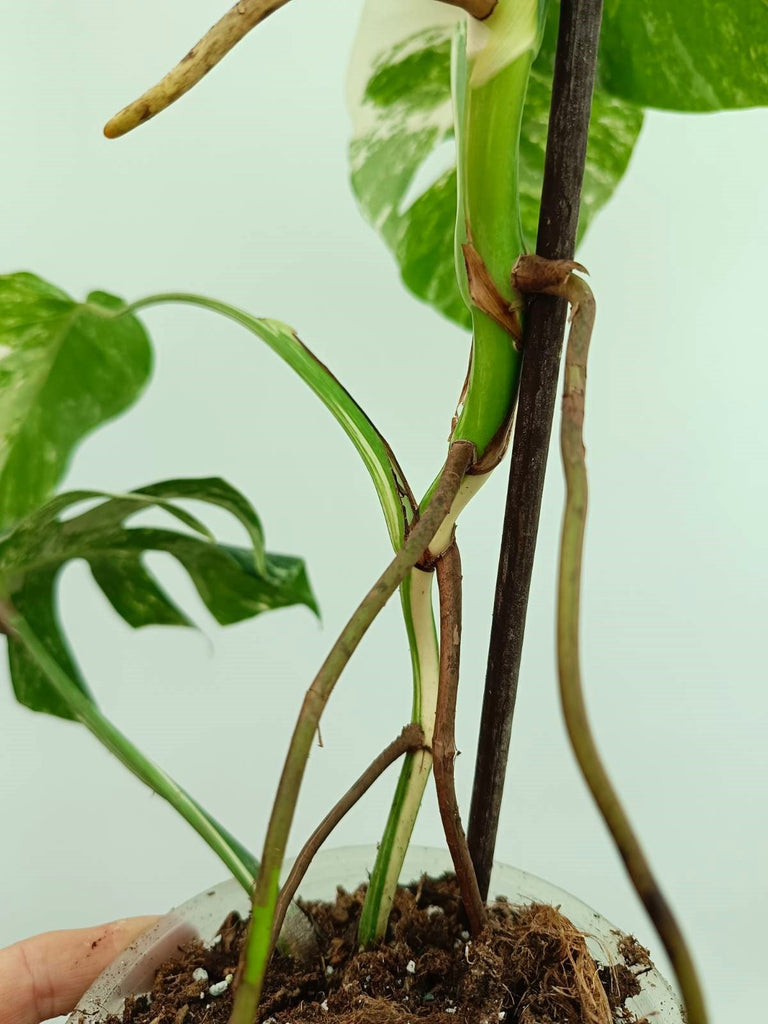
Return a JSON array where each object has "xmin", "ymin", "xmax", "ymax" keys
[
  {"xmin": 229, "ymin": 441, "xmax": 475, "ymax": 1024},
  {"xmin": 359, "ymin": 8, "xmax": 543, "ymax": 943},
  {"xmin": 1, "ymin": 607, "xmax": 256, "ymax": 891},
  {"xmin": 357, "ymin": 568, "xmax": 440, "ymax": 944},
  {"xmin": 451, "ymin": 47, "xmax": 533, "ymax": 458},
  {"xmin": 514, "ymin": 255, "xmax": 708, "ymax": 1024}
]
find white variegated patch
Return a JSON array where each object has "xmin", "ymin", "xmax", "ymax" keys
[{"xmin": 347, "ymin": 0, "xmax": 644, "ymax": 328}]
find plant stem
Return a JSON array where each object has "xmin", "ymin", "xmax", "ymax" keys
[
  {"xmin": 104, "ymin": 0, "xmax": 293, "ymax": 138},
  {"xmin": 109, "ymin": 292, "xmax": 416, "ymax": 550},
  {"xmin": 512, "ymin": 255, "xmax": 708, "ymax": 1024},
  {"xmin": 433, "ymin": 542, "xmax": 486, "ymax": 935},
  {"xmin": 1, "ymin": 607, "xmax": 255, "ymax": 891},
  {"xmin": 359, "ymin": 8, "xmax": 542, "ymax": 945},
  {"xmin": 270, "ymin": 723, "xmax": 425, "ymax": 948},
  {"xmin": 229, "ymin": 440, "xmax": 475, "ymax": 1024},
  {"xmin": 467, "ymin": 0, "xmax": 604, "ymax": 901},
  {"xmin": 356, "ymin": 569, "xmax": 439, "ymax": 946}
]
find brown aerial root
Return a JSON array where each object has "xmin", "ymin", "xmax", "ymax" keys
[
  {"xmin": 509, "ymin": 252, "xmax": 709, "ymax": 1024},
  {"xmin": 489, "ymin": 903, "xmax": 613, "ymax": 1024},
  {"xmin": 433, "ymin": 542, "xmax": 487, "ymax": 936},
  {"xmin": 104, "ymin": 0, "xmax": 292, "ymax": 138}
]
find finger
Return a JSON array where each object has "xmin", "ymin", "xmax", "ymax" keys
[{"xmin": 0, "ymin": 916, "xmax": 158, "ymax": 1024}]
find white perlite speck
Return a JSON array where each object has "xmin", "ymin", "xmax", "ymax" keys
[
  {"xmin": 192, "ymin": 967, "xmax": 208, "ymax": 982},
  {"xmin": 208, "ymin": 974, "xmax": 233, "ymax": 997},
  {"xmin": 406, "ymin": 959, "xmax": 416, "ymax": 974}
]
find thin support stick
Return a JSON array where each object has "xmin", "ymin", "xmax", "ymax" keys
[
  {"xmin": 515, "ymin": 253, "xmax": 709, "ymax": 1024},
  {"xmin": 467, "ymin": 0, "xmax": 605, "ymax": 903},
  {"xmin": 104, "ymin": 0, "xmax": 292, "ymax": 138},
  {"xmin": 229, "ymin": 440, "xmax": 476, "ymax": 1024},
  {"xmin": 433, "ymin": 543, "xmax": 486, "ymax": 935},
  {"xmin": 270, "ymin": 723, "xmax": 426, "ymax": 947}
]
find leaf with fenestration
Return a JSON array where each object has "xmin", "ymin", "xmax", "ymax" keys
[
  {"xmin": 0, "ymin": 273, "xmax": 152, "ymax": 530},
  {"xmin": 0, "ymin": 477, "xmax": 318, "ymax": 719},
  {"xmin": 347, "ymin": 0, "xmax": 642, "ymax": 329},
  {"xmin": 599, "ymin": 0, "xmax": 768, "ymax": 111}
]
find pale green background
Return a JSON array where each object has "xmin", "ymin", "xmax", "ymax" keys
[{"xmin": 1, "ymin": 2, "xmax": 766, "ymax": 1021}]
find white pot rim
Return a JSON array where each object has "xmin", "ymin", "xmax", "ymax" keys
[{"xmin": 68, "ymin": 844, "xmax": 683, "ymax": 1023}]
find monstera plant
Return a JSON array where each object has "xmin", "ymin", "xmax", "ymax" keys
[{"xmin": 1, "ymin": 1, "xmax": 765, "ymax": 1022}]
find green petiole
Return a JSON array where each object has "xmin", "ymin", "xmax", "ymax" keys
[
  {"xmin": 3, "ymin": 608, "xmax": 257, "ymax": 891},
  {"xmin": 229, "ymin": 442, "xmax": 475, "ymax": 1024},
  {"xmin": 358, "ymin": 0, "xmax": 547, "ymax": 947}
]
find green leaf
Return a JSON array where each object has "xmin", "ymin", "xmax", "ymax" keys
[
  {"xmin": 520, "ymin": 10, "xmax": 644, "ymax": 249},
  {"xmin": 0, "ymin": 477, "xmax": 318, "ymax": 718},
  {"xmin": 348, "ymin": 4, "xmax": 463, "ymax": 326},
  {"xmin": 347, "ymin": 0, "xmax": 643, "ymax": 329},
  {"xmin": 0, "ymin": 273, "xmax": 152, "ymax": 530},
  {"xmin": 599, "ymin": 0, "xmax": 768, "ymax": 112},
  {"xmin": 7, "ymin": 567, "xmax": 92, "ymax": 719}
]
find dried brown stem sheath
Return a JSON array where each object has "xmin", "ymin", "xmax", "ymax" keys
[
  {"xmin": 104, "ymin": 0, "xmax": 291, "ymax": 138},
  {"xmin": 434, "ymin": 543, "xmax": 486, "ymax": 935},
  {"xmin": 467, "ymin": 0, "xmax": 605, "ymax": 904},
  {"xmin": 270, "ymin": 723, "xmax": 425, "ymax": 948},
  {"xmin": 463, "ymin": 243, "xmax": 522, "ymax": 346},
  {"xmin": 438, "ymin": 0, "xmax": 498, "ymax": 20}
]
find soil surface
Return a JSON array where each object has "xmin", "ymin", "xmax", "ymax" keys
[{"xmin": 113, "ymin": 875, "xmax": 652, "ymax": 1024}]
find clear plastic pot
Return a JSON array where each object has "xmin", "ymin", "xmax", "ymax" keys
[{"xmin": 67, "ymin": 845, "xmax": 683, "ymax": 1022}]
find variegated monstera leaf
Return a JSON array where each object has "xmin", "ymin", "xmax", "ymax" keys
[
  {"xmin": 348, "ymin": 0, "xmax": 767, "ymax": 328},
  {"xmin": 347, "ymin": 0, "xmax": 643, "ymax": 328}
]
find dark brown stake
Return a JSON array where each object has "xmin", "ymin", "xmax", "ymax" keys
[
  {"xmin": 270, "ymin": 723, "xmax": 425, "ymax": 949},
  {"xmin": 467, "ymin": 0, "xmax": 605, "ymax": 901},
  {"xmin": 434, "ymin": 543, "xmax": 486, "ymax": 935}
]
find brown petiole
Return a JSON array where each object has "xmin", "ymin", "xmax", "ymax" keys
[
  {"xmin": 433, "ymin": 541, "xmax": 487, "ymax": 935},
  {"xmin": 270, "ymin": 722, "xmax": 426, "ymax": 950}
]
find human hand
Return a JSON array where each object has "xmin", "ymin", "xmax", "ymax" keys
[{"xmin": 0, "ymin": 917, "xmax": 158, "ymax": 1024}]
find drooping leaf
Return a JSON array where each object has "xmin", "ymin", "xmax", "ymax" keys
[
  {"xmin": 347, "ymin": 0, "xmax": 643, "ymax": 329},
  {"xmin": 599, "ymin": 0, "xmax": 768, "ymax": 112},
  {"xmin": 126, "ymin": 294, "xmax": 417, "ymax": 550},
  {"xmin": 0, "ymin": 273, "xmax": 152, "ymax": 530},
  {"xmin": 0, "ymin": 477, "xmax": 318, "ymax": 718}
]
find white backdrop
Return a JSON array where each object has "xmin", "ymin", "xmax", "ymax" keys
[{"xmin": 1, "ymin": 3, "xmax": 766, "ymax": 1021}]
